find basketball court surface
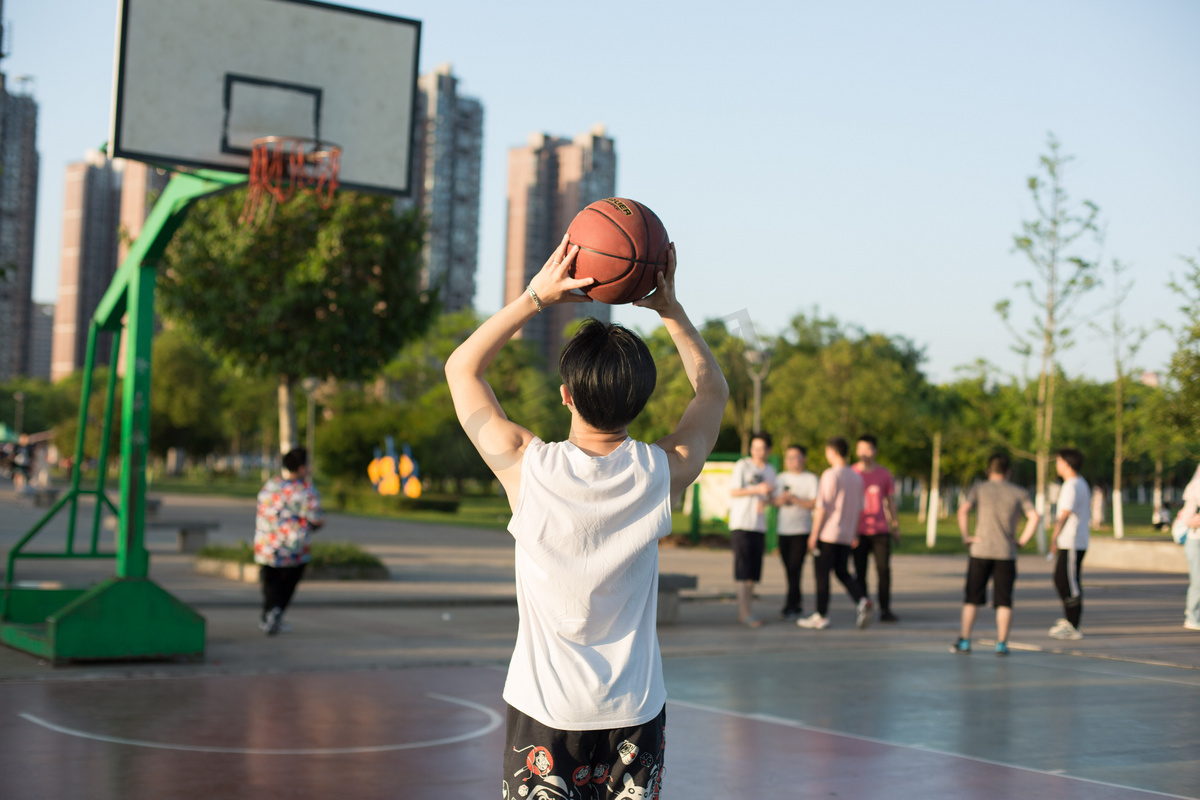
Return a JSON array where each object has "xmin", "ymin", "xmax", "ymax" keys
[
  {"xmin": 1, "ymin": 491, "xmax": 1197, "ymax": 799},
  {"xmin": 2, "ymin": 634, "xmax": 1197, "ymax": 798}
]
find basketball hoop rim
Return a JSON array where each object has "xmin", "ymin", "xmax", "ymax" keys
[{"xmin": 251, "ymin": 135, "xmax": 343, "ymax": 160}]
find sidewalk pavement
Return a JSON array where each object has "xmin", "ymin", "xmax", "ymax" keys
[{"xmin": 1, "ymin": 489, "xmax": 1196, "ymax": 680}]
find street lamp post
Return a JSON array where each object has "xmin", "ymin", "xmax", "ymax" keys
[
  {"xmin": 300, "ymin": 378, "xmax": 319, "ymax": 477},
  {"xmin": 13, "ymin": 391, "xmax": 26, "ymax": 435},
  {"xmin": 743, "ymin": 348, "xmax": 771, "ymax": 434}
]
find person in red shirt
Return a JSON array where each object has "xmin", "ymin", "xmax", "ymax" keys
[{"xmin": 852, "ymin": 434, "xmax": 900, "ymax": 623}]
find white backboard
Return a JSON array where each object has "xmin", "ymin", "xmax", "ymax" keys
[{"xmin": 110, "ymin": 0, "xmax": 421, "ymax": 196}]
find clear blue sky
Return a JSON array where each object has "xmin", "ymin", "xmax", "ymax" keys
[{"xmin": 5, "ymin": 0, "xmax": 1198, "ymax": 383}]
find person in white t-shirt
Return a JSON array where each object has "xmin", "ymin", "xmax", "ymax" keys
[
  {"xmin": 728, "ymin": 432, "xmax": 776, "ymax": 627},
  {"xmin": 773, "ymin": 444, "xmax": 819, "ymax": 621},
  {"xmin": 446, "ymin": 236, "xmax": 728, "ymax": 800},
  {"xmin": 1049, "ymin": 448, "xmax": 1091, "ymax": 640}
]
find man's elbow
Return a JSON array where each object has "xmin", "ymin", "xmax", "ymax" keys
[{"xmin": 701, "ymin": 374, "xmax": 730, "ymax": 403}]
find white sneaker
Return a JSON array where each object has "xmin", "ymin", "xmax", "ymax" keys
[
  {"xmin": 797, "ymin": 613, "xmax": 830, "ymax": 630},
  {"xmin": 261, "ymin": 607, "xmax": 283, "ymax": 636},
  {"xmin": 1048, "ymin": 618, "xmax": 1071, "ymax": 634},
  {"xmin": 856, "ymin": 598, "xmax": 873, "ymax": 629},
  {"xmin": 1049, "ymin": 622, "xmax": 1083, "ymax": 640},
  {"xmin": 1184, "ymin": 620, "xmax": 1200, "ymax": 631}
]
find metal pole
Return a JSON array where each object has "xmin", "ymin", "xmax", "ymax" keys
[
  {"xmin": 66, "ymin": 323, "xmax": 101, "ymax": 545},
  {"xmin": 12, "ymin": 391, "xmax": 24, "ymax": 434},
  {"xmin": 752, "ymin": 374, "xmax": 762, "ymax": 433}
]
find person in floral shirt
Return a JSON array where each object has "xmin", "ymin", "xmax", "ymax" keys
[{"xmin": 255, "ymin": 447, "xmax": 323, "ymax": 635}]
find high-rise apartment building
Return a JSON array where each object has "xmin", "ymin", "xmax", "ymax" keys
[
  {"xmin": 0, "ymin": 16, "xmax": 40, "ymax": 379},
  {"xmin": 26, "ymin": 302, "xmax": 53, "ymax": 379},
  {"xmin": 51, "ymin": 151, "xmax": 122, "ymax": 381},
  {"xmin": 50, "ymin": 156, "xmax": 169, "ymax": 381},
  {"xmin": 503, "ymin": 125, "xmax": 615, "ymax": 367},
  {"xmin": 401, "ymin": 63, "xmax": 483, "ymax": 314}
]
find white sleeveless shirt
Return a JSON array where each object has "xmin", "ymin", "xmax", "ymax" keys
[{"xmin": 504, "ymin": 436, "xmax": 672, "ymax": 730}]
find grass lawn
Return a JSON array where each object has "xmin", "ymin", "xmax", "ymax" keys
[{"xmin": 148, "ymin": 473, "xmax": 1169, "ymax": 546}]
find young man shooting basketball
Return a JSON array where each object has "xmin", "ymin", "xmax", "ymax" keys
[{"xmin": 446, "ymin": 235, "xmax": 728, "ymax": 799}]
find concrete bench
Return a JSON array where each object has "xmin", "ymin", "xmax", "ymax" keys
[
  {"xmin": 658, "ymin": 573, "xmax": 698, "ymax": 625},
  {"xmin": 105, "ymin": 517, "xmax": 220, "ymax": 553}
]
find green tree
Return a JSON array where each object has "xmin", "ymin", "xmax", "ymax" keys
[
  {"xmin": 158, "ymin": 190, "xmax": 435, "ymax": 453},
  {"xmin": 1089, "ymin": 259, "xmax": 1150, "ymax": 536},
  {"xmin": 1167, "ymin": 249, "xmax": 1200, "ymax": 438},
  {"xmin": 995, "ymin": 134, "xmax": 1101, "ymax": 547},
  {"xmin": 761, "ymin": 313, "xmax": 929, "ymax": 476},
  {"xmin": 150, "ymin": 328, "xmax": 224, "ymax": 459}
]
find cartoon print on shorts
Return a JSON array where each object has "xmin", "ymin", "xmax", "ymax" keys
[
  {"xmin": 591, "ymin": 763, "xmax": 610, "ymax": 784},
  {"xmin": 572, "ymin": 765, "xmax": 592, "ymax": 787},
  {"xmin": 512, "ymin": 744, "xmax": 555, "ymax": 782},
  {"xmin": 611, "ymin": 772, "xmax": 647, "ymax": 800},
  {"xmin": 617, "ymin": 739, "xmax": 639, "ymax": 765},
  {"xmin": 526, "ymin": 775, "xmax": 573, "ymax": 800}
]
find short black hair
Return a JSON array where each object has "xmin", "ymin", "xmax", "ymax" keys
[
  {"xmin": 857, "ymin": 433, "xmax": 878, "ymax": 448},
  {"xmin": 1056, "ymin": 448, "xmax": 1084, "ymax": 473},
  {"xmin": 787, "ymin": 444, "xmax": 807, "ymax": 458},
  {"xmin": 559, "ymin": 318, "xmax": 656, "ymax": 432},
  {"xmin": 750, "ymin": 432, "xmax": 773, "ymax": 450},
  {"xmin": 827, "ymin": 436, "xmax": 849, "ymax": 458},
  {"xmin": 987, "ymin": 452, "xmax": 1010, "ymax": 475},
  {"xmin": 282, "ymin": 447, "xmax": 308, "ymax": 473}
]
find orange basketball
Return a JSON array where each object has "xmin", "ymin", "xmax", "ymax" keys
[{"xmin": 565, "ymin": 198, "xmax": 669, "ymax": 304}]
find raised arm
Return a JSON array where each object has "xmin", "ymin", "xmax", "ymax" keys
[
  {"xmin": 637, "ymin": 245, "xmax": 730, "ymax": 502},
  {"xmin": 445, "ymin": 235, "xmax": 593, "ymax": 506}
]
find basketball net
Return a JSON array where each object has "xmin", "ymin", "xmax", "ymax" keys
[{"xmin": 241, "ymin": 136, "xmax": 342, "ymax": 223}]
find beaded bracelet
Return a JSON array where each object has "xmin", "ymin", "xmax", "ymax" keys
[{"xmin": 526, "ymin": 285, "xmax": 543, "ymax": 314}]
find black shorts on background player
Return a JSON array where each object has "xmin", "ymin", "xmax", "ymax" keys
[{"xmin": 964, "ymin": 557, "xmax": 1016, "ymax": 608}]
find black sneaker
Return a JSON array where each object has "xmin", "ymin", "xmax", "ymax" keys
[{"xmin": 880, "ymin": 611, "xmax": 900, "ymax": 623}]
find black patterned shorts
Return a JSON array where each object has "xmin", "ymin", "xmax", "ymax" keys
[{"xmin": 502, "ymin": 703, "xmax": 666, "ymax": 799}]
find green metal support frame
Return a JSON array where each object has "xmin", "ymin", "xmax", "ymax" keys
[{"xmin": 1, "ymin": 170, "xmax": 245, "ymax": 664}]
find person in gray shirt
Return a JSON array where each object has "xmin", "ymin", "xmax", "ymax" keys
[{"xmin": 951, "ymin": 453, "xmax": 1041, "ymax": 655}]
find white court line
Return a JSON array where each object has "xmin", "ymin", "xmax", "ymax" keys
[
  {"xmin": 18, "ymin": 692, "xmax": 502, "ymax": 755},
  {"xmin": 668, "ymin": 698, "xmax": 1197, "ymax": 800}
]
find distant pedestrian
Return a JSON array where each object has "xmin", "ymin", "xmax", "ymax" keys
[
  {"xmin": 11, "ymin": 434, "xmax": 31, "ymax": 493},
  {"xmin": 1173, "ymin": 465, "xmax": 1200, "ymax": 632},
  {"xmin": 773, "ymin": 444, "xmax": 819, "ymax": 621},
  {"xmin": 728, "ymin": 433, "xmax": 776, "ymax": 627},
  {"xmin": 1049, "ymin": 448, "xmax": 1090, "ymax": 640},
  {"xmin": 852, "ymin": 434, "xmax": 901, "ymax": 622},
  {"xmin": 799, "ymin": 437, "xmax": 870, "ymax": 630},
  {"xmin": 254, "ymin": 447, "xmax": 323, "ymax": 635},
  {"xmin": 951, "ymin": 453, "xmax": 1041, "ymax": 655}
]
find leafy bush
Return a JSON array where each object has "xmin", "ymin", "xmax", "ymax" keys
[{"xmin": 196, "ymin": 540, "xmax": 383, "ymax": 568}]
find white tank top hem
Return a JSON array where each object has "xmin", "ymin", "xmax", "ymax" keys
[{"xmin": 503, "ymin": 437, "xmax": 672, "ymax": 731}]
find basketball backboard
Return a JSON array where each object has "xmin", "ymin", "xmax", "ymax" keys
[{"xmin": 109, "ymin": 0, "xmax": 421, "ymax": 196}]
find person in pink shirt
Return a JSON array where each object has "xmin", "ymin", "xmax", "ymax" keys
[
  {"xmin": 798, "ymin": 437, "xmax": 871, "ymax": 630},
  {"xmin": 852, "ymin": 434, "xmax": 901, "ymax": 623}
]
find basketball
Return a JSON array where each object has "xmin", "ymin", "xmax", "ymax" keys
[{"xmin": 565, "ymin": 198, "xmax": 670, "ymax": 304}]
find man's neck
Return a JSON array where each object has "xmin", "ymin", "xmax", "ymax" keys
[
  {"xmin": 859, "ymin": 458, "xmax": 877, "ymax": 470},
  {"xmin": 568, "ymin": 423, "xmax": 628, "ymax": 457},
  {"xmin": 829, "ymin": 458, "xmax": 846, "ymax": 469}
]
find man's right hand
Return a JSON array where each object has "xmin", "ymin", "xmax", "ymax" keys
[{"xmin": 633, "ymin": 243, "xmax": 681, "ymax": 317}]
